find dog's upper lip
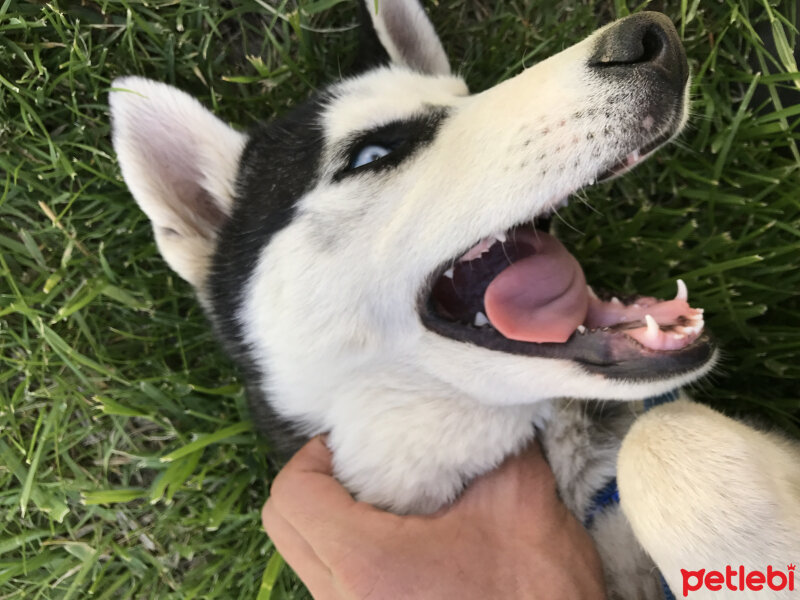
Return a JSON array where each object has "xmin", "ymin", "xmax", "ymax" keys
[{"xmin": 596, "ymin": 127, "xmax": 676, "ymax": 182}]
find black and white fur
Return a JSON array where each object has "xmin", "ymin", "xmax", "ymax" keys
[{"xmin": 110, "ymin": 2, "xmax": 800, "ymax": 598}]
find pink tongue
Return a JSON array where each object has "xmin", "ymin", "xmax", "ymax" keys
[{"xmin": 484, "ymin": 231, "xmax": 588, "ymax": 343}]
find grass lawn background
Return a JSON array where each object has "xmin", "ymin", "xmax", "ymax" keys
[{"xmin": 1, "ymin": 0, "xmax": 799, "ymax": 597}]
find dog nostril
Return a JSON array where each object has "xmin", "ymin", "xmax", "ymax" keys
[
  {"xmin": 593, "ymin": 23, "xmax": 666, "ymax": 66},
  {"xmin": 589, "ymin": 12, "xmax": 688, "ymax": 88},
  {"xmin": 639, "ymin": 27, "xmax": 664, "ymax": 64}
]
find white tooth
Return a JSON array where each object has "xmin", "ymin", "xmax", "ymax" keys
[
  {"xmin": 611, "ymin": 297, "xmax": 622, "ymax": 305},
  {"xmin": 474, "ymin": 312, "xmax": 489, "ymax": 327},
  {"xmin": 675, "ymin": 279, "xmax": 688, "ymax": 301},
  {"xmin": 645, "ymin": 314, "xmax": 660, "ymax": 338},
  {"xmin": 587, "ymin": 286, "xmax": 598, "ymax": 299},
  {"xmin": 577, "ymin": 325, "xmax": 586, "ymax": 334},
  {"xmin": 588, "ymin": 178, "xmax": 596, "ymax": 185},
  {"xmin": 494, "ymin": 232, "xmax": 507, "ymax": 243},
  {"xmin": 444, "ymin": 268, "xmax": 454, "ymax": 279},
  {"xmin": 680, "ymin": 318, "xmax": 704, "ymax": 336}
]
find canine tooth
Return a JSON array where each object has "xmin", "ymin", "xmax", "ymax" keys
[
  {"xmin": 628, "ymin": 149, "xmax": 640, "ymax": 165},
  {"xmin": 494, "ymin": 232, "xmax": 507, "ymax": 243},
  {"xmin": 645, "ymin": 314, "xmax": 659, "ymax": 337},
  {"xmin": 611, "ymin": 297, "xmax": 622, "ymax": 305},
  {"xmin": 577, "ymin": 325, "xmax": 586, "ymax": 334},
  {"xmin": 587, "ymin": 286, "xmax": 598, "ymax": 299},
  {"xmin": 474, "ymin": 312, "xmax": 489, "ymax": 327},
  {"xmin": 444, "ymin": 268, "xmax": 454, "ymax": 279},
  {"xmin": 675, "ymin": 279, "xmax": 688, "ymax": 301}
]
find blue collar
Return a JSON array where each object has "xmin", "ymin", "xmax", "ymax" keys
[{"xmin": 583, "ymin": 390, "xmax": 680, "ymax": 600}]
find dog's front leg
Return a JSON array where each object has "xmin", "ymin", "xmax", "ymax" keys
[{"xmin": 617, "ymin": 400, "xmax": 800, "ymax": 599}]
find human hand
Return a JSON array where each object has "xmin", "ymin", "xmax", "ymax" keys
[{"xmin": 262, "ymin": 436, "xmax": 606, "ymax": 600}]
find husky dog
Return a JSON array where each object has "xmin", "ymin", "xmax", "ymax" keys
[{"xmin": 110, "ymin": 1, "xmax": 800, "ymax": 598}]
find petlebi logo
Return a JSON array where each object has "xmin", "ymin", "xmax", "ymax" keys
[{"xmin": 681, "ymin": 564, "xmax": 796, "ymax": 597}]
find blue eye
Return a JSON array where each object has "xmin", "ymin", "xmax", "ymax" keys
[{"xmin": 350, "ymin": 144, "xmax": 391, "ymax": 169}]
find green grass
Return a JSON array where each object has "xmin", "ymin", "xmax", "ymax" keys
[{"xmin": 1, "ymin": 0, "xmax": 798, "ymax": 597}]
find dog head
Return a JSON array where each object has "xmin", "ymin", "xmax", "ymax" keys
[{"xmin": 111, "ymin": 1, "xmax": 715, "ymax": 447}]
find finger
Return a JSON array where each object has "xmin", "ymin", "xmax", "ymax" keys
[
  {"xmin": 262, "ymin": 498, "xmax": 335, "ymax": 598},
  {"xmin": 270, "ymin": 436, "xmax": 383, "ymax": 559}
]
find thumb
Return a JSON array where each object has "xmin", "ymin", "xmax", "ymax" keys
[{"xmin": 268, "ymin": 436, "xmax": 358, "ymax": 533}]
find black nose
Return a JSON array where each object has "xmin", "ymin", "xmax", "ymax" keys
[{"xmin": 590, "ymin": 12, "xmax": 688, "ymax": 90}]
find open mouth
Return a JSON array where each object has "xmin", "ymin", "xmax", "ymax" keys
[{"xmin": 419, "ymin": 143, "xmax": 714, "ymax": 380}]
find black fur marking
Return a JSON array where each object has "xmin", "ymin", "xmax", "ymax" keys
[
  {"xmin": 207, "ymin": 95, "xmax": 328, "ymax": 458},
  {"xmin": 334, "ymin": 108, "xmax": 448, "ymax": 181},
  {"xmin": 350, "ymin": 1, "xmax": 392, "ymax": 74}
]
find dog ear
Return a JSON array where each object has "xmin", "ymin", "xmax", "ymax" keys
[
  {"xmin": 364, "ymin": 0, "xmax": 450, "ymax": 75},
  {"xmin": 109, "ymin": 77, "xmax": 246, "ymax": 290}
]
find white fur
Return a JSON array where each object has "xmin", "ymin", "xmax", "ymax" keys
[
  {"xmin": 240, "ymin": 24, "xmax": 702, "ymax": 514},
  {"xmin": 619, "ymin": 400, "xmax": 800, "ymax": 598}
]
